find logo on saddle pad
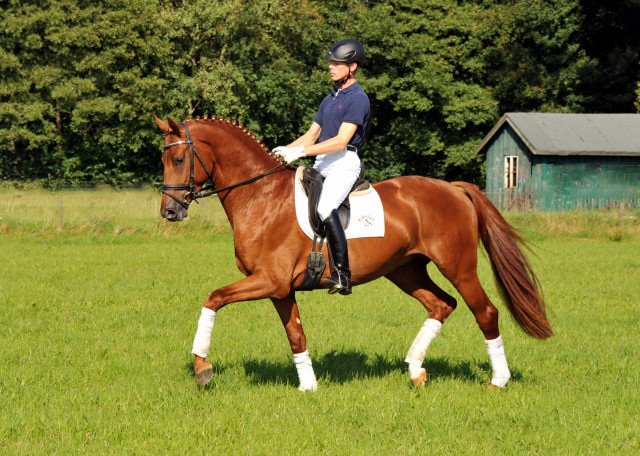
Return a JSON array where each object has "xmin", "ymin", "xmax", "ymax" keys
[
  {"xmin": 294, "ymin": 166, "xmax": 385, "ymax": 240},
  {"xmin": 358, "ymin": 215, "xmax": 375, "ymax": 227}
]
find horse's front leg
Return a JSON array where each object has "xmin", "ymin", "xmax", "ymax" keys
[
  {"xmin": 191, "ymin": 273, "xmax": 286, "ymax": 388},
  {"xmin": 271, "ymin": 293, "xmax": 317, "ymax": 392}
]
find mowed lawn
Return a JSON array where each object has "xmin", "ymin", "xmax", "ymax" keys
[{"xmin": 1, "ymin": 188, "xmax": 639, "ymax": 454}]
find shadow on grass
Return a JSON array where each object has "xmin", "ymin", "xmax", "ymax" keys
[
  {"xmin": 236, "ymin": 350, "xmax": 522, "ymax": 387},
  {"xmin": 426, "ymin": 358, "xmax": 522, "ymax": 383}
]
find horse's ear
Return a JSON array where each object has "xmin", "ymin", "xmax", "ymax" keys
[
  {"xmin": 153, "ymin": 114, "xmax": 183, "ymax": 136},
  {"xmin": 167, "ymin": 117, "xmax": 183, "ymax": 136},
  {"xmin": 154, "ymin": 114, "xmax": 170, "ymax": 134}
]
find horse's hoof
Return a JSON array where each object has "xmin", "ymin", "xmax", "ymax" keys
[
  {"xmin": 195, "ymin": 365, "xmax": 214, "ymax": 388},
  {"xmin": 298, "ymin": 383, "xmax": 318, "ymax": 393},
  {"xmin": 410, "ymin": 368, "xmax": 427, "ymax": 387},
  {"xmin": 487, "ymin": 383, "xmax": 502, "ymax": 390}
]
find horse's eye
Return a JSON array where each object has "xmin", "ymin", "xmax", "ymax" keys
[{"xmin": 175, "ymin": 156, "xmax": 185, "ymax": 166}]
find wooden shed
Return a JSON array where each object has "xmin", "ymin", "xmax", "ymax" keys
[{"xmin": 476, "ymin": 113, "xmax": 640, "ymax": 211}]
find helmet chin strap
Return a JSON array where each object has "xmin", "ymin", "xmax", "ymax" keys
[{"xmin": 334, "ymin": 66, "xmax": 353, "ymax": 90}]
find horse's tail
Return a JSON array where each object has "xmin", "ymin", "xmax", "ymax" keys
[{"xmin": 452, "ymin": 182, "xmax": 552, "ymax": 339}]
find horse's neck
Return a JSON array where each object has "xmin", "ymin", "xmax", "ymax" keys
[
  {"xmin": 205, "ymin": 129, "xmax": 291, "ymax": 227},
  {"xmin": 218, "ymin": 167, "xmax": 292, "ymax": 230},
  {"xmin": 211, "ymin": 144, "xmax": 281, "ymax": 194},
  {"xmin": 197, "ymin": 123, "xmax": 272, "ymax": 188}
]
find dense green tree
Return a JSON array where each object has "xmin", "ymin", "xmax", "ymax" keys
[
  {"xmin": 1, "ymin": 0, "xmax": 638, "ymax": 186},
  {"xmin": 476, "ymin": 0, "xmax": 593, "ymax": 113},
  {"xmin": 577, "ymin": 0, "xmax": 640, "ymax": 113},
  {"xmin": 319, "ymin": 0, "xmax": 498, "ymax": 182},
  {"xmin": 161, "ymin": 0, "xmax": 330, "ymax": 146},
  {"xmin": 0, "ymin": 3, "xmax": 59, "ymax": 181},
  {"xmin": 1, "ymin": 0, "xmax": 171, "ymax": 184}
]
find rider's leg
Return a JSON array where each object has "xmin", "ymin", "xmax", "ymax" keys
[
  {"xmin": 321, "ymin": 209, "xmax": 352, "ymax": 295},
  {"xmin": 316, "ymin": 166, "xmax": 359, "ymax": 295}
]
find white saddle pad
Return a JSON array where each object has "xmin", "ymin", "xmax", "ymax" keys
[{"xmin": 294, "ymin": 171, "xmax": 385, "ymax": 240}]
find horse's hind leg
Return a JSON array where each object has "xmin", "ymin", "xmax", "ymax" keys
[
  {"xmin": 271, "ymin": 293, "xmax": 317, "ymax": 392},
  {"xmin": 385, "ymin": 258, "xmax": 457, "ymax": 386},
  {"xmin": 445, "ymin": 264, "xmax": 511, "ymax": 388}
]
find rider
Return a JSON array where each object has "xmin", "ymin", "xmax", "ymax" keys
[{"xmin": 274, "ymin": 39, "xmax": 370, "ymax": 295}]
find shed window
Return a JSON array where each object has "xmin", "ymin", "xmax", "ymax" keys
[{"xmin": 504, "ymin": 156, "xmax": 518, "ymax": 188}]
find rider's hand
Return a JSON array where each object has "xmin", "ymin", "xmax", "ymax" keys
[{"xmin": 273, "ymin": 146, "xmax": 305, "ymax": 164}]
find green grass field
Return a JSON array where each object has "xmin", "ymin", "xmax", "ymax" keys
[{"xmin": 1, "ymin": 188, "xmax": 639, "ymax": 454}]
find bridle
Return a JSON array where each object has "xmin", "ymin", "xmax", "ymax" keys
[
  {"xmin": 161, "ymin": 122, "xmax": 285, "ymax": 209},
  {"xmin": 161, "ymin": 122, "xmax": 212, "ymax": 209}
]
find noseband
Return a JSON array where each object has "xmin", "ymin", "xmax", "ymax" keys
[
  {"xmin": 162, "ymin": 122, "xmax": 285, "ymax": 209},
  {"xmin": 161, "ymin": 122, "xmax": 213, "ymax": 209}
]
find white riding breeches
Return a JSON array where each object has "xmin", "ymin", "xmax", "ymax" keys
[{"xmin": 313, "ymin": 147, "xmax": 361, "ymax": 221}]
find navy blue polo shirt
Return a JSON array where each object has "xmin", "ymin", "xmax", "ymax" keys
[{"xmin": 314, "ymin": 82, "xmax": 370, "ymax": 149}]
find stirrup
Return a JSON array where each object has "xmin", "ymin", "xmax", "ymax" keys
[{"xmin": 324, "ymin": 274, "xmax": 352, "ymax": 295}]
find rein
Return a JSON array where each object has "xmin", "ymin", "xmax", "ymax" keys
[{"xmin": 162, "ymin": 122, "xmax": 285, "ymax": 209}]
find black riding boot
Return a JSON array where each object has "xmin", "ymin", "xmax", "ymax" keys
[{"xmin": 321, "ymin": 209, "xmax": 352, "ymax": 295}]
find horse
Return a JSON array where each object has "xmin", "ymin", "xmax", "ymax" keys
[{"xmin": 155, "ymin": 114, "xmax": 552, "ymax": 391}]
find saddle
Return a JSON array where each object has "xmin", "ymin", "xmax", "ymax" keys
[
  {"xmin": 296, "ymin": 165, "xmax": 370, "ymax": 291},
  {"xmin": 297, "ymin": 165, "xmax": 371, "ymax": 238}
]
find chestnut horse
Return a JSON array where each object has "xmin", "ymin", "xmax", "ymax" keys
[{"xmin": 155, "ymin": 115, "xmax": 552, "ymax": 391}]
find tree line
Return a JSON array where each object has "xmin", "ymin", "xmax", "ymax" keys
[{"xmin": 2, "ymin": 0, "xmax": 639, "ymax": 187}]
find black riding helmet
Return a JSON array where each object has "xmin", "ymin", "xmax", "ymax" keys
[{"xmin": 324, "ymin": 39, "xmax": 366, "ymax": 66}]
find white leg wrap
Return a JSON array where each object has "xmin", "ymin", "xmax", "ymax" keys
[
  {"xmin": 485, "ymin": 336, "xmax": 511, "ymax": 387},
  {"xmin": 405, "ymin": 319, "xmax": 442, "ymax": 380},
  {"xmin": 191, "ymin": 307, "xmax": 216, "ymax": 358},
  {"xmin": 293, "ymin": 350, "xmax": 317, "ymax": 392}
]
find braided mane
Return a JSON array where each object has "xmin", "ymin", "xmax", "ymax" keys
[{"xmin": 183, "ymin": 115, "xmax": 285, "ymax": 165}]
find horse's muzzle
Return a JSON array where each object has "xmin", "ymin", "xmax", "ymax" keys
[{"xmin": 161, "ymin": 198, "xmax": 188, "ymax": 222}]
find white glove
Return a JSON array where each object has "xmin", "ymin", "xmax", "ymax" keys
[{"xmin": 273, "ymin": 145, "xmax": 305, "ymax": 164}]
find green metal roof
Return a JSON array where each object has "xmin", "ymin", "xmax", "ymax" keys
[{"xmin": 475, "ymin": 113, "xmax": 640, "ymax": 156}]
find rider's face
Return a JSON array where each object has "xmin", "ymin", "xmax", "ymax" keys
[{"xmin": 328, "ymin": 60, "xmax": 357, "ymax": 81}]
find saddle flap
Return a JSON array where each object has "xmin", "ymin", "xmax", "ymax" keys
[{"xmin": 297, "ymin": 166, "xmax": 370, "ymax": 237}]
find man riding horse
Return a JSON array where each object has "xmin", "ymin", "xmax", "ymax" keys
[
  {"xmin": 157, "ymin": 39, "xmax": 551, "ymax": 392},
  {"xmin": 274, "ymin": 39, "xmax": 370, "ymax": 296}
]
